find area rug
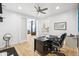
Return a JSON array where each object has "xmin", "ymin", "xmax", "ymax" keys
[{"xmin": 0, "ymin": 47, "xmax": 18, "ymax": 56}]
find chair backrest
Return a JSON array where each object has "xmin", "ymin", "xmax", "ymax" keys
[{"xmin": 59, "ymin": 33, "xmax": 67, "ymax": 45}]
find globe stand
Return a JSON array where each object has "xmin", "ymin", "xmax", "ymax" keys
[
  {"xmin": 3, "ymin": 33, "xmax": 12, "ymax": 48},
  {"xmin": 5, "ymin": 38, "xmax": 10, "ymax": 48}
]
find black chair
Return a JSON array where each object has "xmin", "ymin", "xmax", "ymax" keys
[{"xmin": 51, "ymin": 33, "xmax": 67, "ymax": 52}]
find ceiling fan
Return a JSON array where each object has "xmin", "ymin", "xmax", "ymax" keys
[{"xmin": 34, "ymin": 5, "xmax": 48, "ymax": 14}]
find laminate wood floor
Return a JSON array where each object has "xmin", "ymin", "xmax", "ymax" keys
[
  {"xmin": 13, "ymin": 34, "xmax": 78, "ymax": 56},
  {"xmin": 1, "ymin": 34, "xmax": 77, "ymax": 56}
]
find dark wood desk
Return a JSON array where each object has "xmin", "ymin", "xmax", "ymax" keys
[
  {"xmin": 34, "ymin": 39, "xmax": 48, "ymax": 55},
  {"xmin": 34, "ymin": 37, "xmax": 53, "ymax": 55}
]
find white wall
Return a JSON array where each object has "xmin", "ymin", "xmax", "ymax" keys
[
  {"xmin": 36, "ymin": 20, "xmax": 50, "ymax": 36},
  {"xmin": 37, "ymin": 9, "xmax": 78, "ymax": 36},
  {"xmin": 0, "ymin": 9, "xmax": 27, "ymax": 48},
  {"xmin": 21, "ymin": 17, "xmax": 27, "ymax": 42}
]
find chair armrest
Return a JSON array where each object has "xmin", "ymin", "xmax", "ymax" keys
[{"xmin": 52, "ymin": 41, "xmax": 60, "ymax": 47}]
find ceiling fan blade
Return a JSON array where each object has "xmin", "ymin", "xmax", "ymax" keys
[
  {"xmin": 40, "ymin": 11, "xmax": 46, "ymax": 14},
  {"xmin": 41, "ymin": 8, "xmax": 48, "ymax": 11},
  {"xmin": 34, "ymin": 6, "xmax": 39, "ymax": 12},
  {"xmin": 38, "ymin": 6, "xmax": 41, "ymax": 11},
  {"xmin": 34, "ymin": 6, "xmax": 37, "ymax": 10}
]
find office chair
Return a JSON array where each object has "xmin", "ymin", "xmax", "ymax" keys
[{"xmin": 51, "ymin": 33, "xmax": 67, "ymax": 52}]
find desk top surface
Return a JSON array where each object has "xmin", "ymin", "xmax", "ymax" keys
[{"xmin": 35, "ymin": 36, "xmax": 58, "ymax": 41}]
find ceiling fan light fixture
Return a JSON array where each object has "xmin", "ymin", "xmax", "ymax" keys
[
  {"xmin": 56, "ymin": 6, "xmax": 60, "ymax": 10},
  {"xmin": 34, "ymin": 5, "xmax": 48, "ymax": 14}
]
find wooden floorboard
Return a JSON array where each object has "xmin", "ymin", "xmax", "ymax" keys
[
  {"xmin": 13, "ymin": 34, "xmax": 78, "ymax": 56},
  {"xmin": 0, "ymin": 34, "xmax": 78, "ymax": 56}
]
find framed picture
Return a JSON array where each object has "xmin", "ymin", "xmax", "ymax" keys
[{"xmin": 54, "ymin": 22, "xmax": 67, "ymax": 30}]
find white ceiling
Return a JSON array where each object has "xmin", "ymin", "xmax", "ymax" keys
[{"xmin": 2, "ymin": 3, "xmax": 77, "ymax": 19}]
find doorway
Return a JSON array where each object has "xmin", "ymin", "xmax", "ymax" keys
[
  {"xmin": 27, "ymin": 18, "xmax": 36, "ymax": 35},
  {"xmin": 27, "ymin": 18, "xmax": 36, "ymax": 50}
]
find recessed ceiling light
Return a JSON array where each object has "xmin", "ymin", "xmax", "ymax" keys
[
  {"xmin": 18, "ymin": 6, "xmax": 22, "ymax": 10},
  {"xmin": 56, "ymin": 6, "xmax": 60, "ymax": 10}
]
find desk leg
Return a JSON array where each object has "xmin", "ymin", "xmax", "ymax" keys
[{"xmin": 34, "ymin": 39, "xmax": 36, "ymax": 52}]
